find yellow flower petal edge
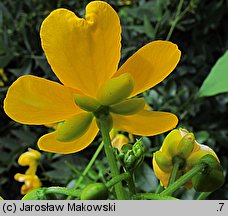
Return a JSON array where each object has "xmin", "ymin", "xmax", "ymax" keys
[
  {"xmin": 4, "ymin": 75, "xmax": 80, "ymax": 125},
  {"xmin": 40, "ymin": 1, "xmax": 121, "ymax": 97},
  {"xmin": 116, "ymin": 40, "xmax": 181, "ymax": 97},
  {"xmin": 38, "ymin": 120, "xmax": 99, "ymax": 154},
  {"xmin": 112, "ymin": 110, "xmax": 178, "ymax": 136}
]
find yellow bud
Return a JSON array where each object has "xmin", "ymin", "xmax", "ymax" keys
[
  {"xmin": 56, "ymin": 113, "xmax": 93, "ymax": 142},
  {"xmin": 176, "ymin": 133, "xmax": 195, "ymax": 158},
  {"xmin": 97, "ymin": 73, "xmax": 134, "ymax": 105},
  {"xmin": 18, "ymin": 148, "xmax": 41, "ymax": 166},
  {"xmin": 110, "ymin": 98, "xmax": 145, "ymax": 115},
  {"xmin": 74, "ymin": 94, "xmax": 101, "ymax": 112},
  {"xmin": 154, "ymin": 151, "xmax": 172, "ymax": 172}
]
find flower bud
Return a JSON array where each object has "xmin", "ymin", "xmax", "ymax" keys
[
  {"xmin": 74, "ymin": 94, "xmax": 101, "ymax": 112},
  {"xmin": 117, "ymin": 144, "xmax": 133, "ymax": 164},
  {"xmin": 176, "ymin": 133, "xmax": 195, "ymax": 158},
  {"xmin": 124, "ymin": 150, "xmax": 137, "ymax": 170},
  {"xmin": 110, "ymin": 98, "xmax": 145, "ymax": 115},
  {"xmin": 56, "ymin": 113, "xmax": 93, "ymax": 142},
  {"xmin": 97, "ymin": 73, "xmax": 134, "ymax": 105},
  {"xmin": 80, "ymin": 183, "xmax": 109, "ymax": 200},
  {"xmin": 18, "ymin": 148, "xmax": 41, "ymax": 166},
  {"xmin": 192, "ymin": 154, "xmax": 224, "ymax": 192},
  {"xmin": 132, "ymin": 139, "xmax": 145, "ymax": 158}
]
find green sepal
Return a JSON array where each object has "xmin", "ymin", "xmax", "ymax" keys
[
  {"xmin": 56, "ymin": 113, "xmax": 93, "ymax": 142},
  {"xmin": 110, "ymin": 98, "xmax": 145, "ymax": 115},
  {"xmin": 192, "ymin": 154, "xmax": 225, "ymax": 192},
  {"xmin": 176, "ymin": 133, "xmax": 195, "ymax": 159},
  {"xmin": 74, "ymin": 94, "xmax": 101, "ymax": 112},
  {"xmin": 97, "ymin": 73, "xmax": 134, "ymax": 105},
  {"xmin": 154, "ymin": 151, "xmax": 172, "ymax": 172},
  {"xmin": 80, "ymin": 183, "xmax": 109, "ymax": 200},
  {"xmin": 21, "ymin": 188, "xmax": 57, "ymax": 200}
]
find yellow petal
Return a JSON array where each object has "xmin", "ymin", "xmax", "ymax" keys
[
  {"xmin": 4, "ymin": 75, "xmax": 79, "ymax": 125},
  {"xmin": 153, "ymin": 156, "xmax": 170, "ymax": 187},
  {"xmin": 116, "ymin": 41, "xmax": 181, "ymax": 97},
  {"xmin": 112, "ymin": 110, "xmax": 178, "ymax": 136},
  {"xmin": 38, "ymin": 120, "xmax": 99, "ymax": 154},
  {"xmin": 40, "ymin": 1, "xmax": 121, "ymax": 97}
]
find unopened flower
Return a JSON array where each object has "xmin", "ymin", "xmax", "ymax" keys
[
  {"xmin": 153, "ymin": 128, "xmax": 219, "ymax": 188},
  {"xmin": 4, "ymin": 1, "xmax": 180, "ymax": 154}
]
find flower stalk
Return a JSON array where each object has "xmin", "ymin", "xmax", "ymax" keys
[
  {"xmin": 98, "ymin": 117, "xmax": 126, "ymax": 200},
  {"xmin": 161, "ymin": 162, "xmax": 206, "ymax": 196},
  {"xmin": 168, "ymin": 157, "xmax": 183, "ymax": 186}
]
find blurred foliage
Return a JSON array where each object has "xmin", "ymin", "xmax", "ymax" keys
[{"xmin": 0, "ymin": 0, "xmax": 227, "ymax": 199}]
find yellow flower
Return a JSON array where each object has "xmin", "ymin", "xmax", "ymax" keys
[
  {"xmin": 153, "ymin": 128, "xmax": 219, "ymax": 188},
  {"xmin": 14, "ymin": 148, "xmax": 42, "ymax": 195},
  {"xmin": 4, "ymin": 1, "xmax": 181, "ymax": 154}
]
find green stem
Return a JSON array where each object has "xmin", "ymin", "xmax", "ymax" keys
[
  {"xmin": 197, "ymin": 192, "xmax": 211, "ymax": 200},
  {"xmin": 168, "ymin": 158, "xmax": 181, "ymax": 186},
  {"xmin": 98, "ymin": 119, "xmax": 126, "ymax": 200},
  {"xmin": 106, "ymin": 173, "xmax": 130, "ymax": 188},
  {"xmin": 161, "ymin": 162, "xmax": 206, "ymax": 196},
  {"xmin": 155, "ymin": 184, "xmax": 164, "ymax": 194},
  {"xmin": 67, "ymin": 142, "xmax": 104, "ymax": 200},
  {"xmin": 127, "ymin": 172, "xmax": 136, "ymax": 197},
  {"xmin": 45, "ymin": 187, "xmax": 81, "ymax": 197},
  {"xmin": 166, "ymin": 0, "xmax": 184, "ymax": 40},
  {"xmin": 133, "ymin": 193, "xmax": 178, "ymax": 200}
]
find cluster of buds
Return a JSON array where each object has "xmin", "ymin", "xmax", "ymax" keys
[
  {"xmin": 117, "ymin": 139, "xmax": 145, "ymax": 172},
  {"xmin": 14, "ymin": 148, "xmax": 42, "ymax": 195},
  {"xmin": 153, "ymin": 128, "xmax": 224, "ymax": 191}
]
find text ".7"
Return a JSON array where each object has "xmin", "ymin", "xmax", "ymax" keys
[{"xmin": 217, "ymin": 203, "xmax": 224, "ymax": 212}]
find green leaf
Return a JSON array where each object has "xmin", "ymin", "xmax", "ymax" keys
[{"xmin": 198, "ymin": 50, "xmax": 228, "ymax": 96}]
